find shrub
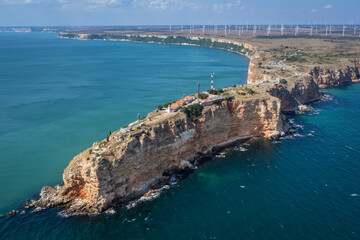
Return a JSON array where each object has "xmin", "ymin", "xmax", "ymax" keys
[
  {"xmin": 157, "ymin": 105, "xmax": 163, "ymax": 110},
  {"xmin": 207, "ymin": 89, "xmax": 217, "ymax": 95},
  {"xmin": 198, "ymin": 93, "xmax": 209, "ymax": 99},
  {"xmin": 213, "ymin": 99, "xmax": 223, "ymax": 105},
  {"xmin": 224, "ymin": 95, "xmax": 234, "ymax": 102},
  {"xmin": 89, "ymin": 149, "xmax": 92, "ymax": 154},
  {"xmin": 122, "ymin": 125, "xmax": 128, "ymax": 128},
  {"xmin": 244, "ymin": 87, "xmax": 256, "ymax": 95},
  {"xmin": 188, "ymin": 104, "xmax": 204, "ymax": 116},
  {"xmin": 99, "ymin": 141, "xmax": 107, "ymax": 147},
  {"xmin": 181, "ymin": 104, "xmax": 204, "ymax": 117},
  {"xmin": 280, "ymin": 79, "xmax": 287, "ymax": 84},
  {"xmin": 96, "ymin": 153, "xmax": 100, "ymax": 157},
  {"xmin": 207, "ymin": 89, "xmax": 224, "ymax": 95},
  {"xmin": 163, "ymin": 102, "xmax": 171, "ymax": 108},
  {"xmin": 180, "ymin": 107, "xmax": 191, "ymax": 117}
]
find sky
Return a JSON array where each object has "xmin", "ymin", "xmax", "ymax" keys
[{"xmin": 0, "ymin": 0, "xmax": 359, "ymax": 26}]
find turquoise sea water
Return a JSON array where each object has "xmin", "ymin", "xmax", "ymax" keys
[{"xmin": 1, "ymin": 32, "xmax": 360, "ymax": 239}]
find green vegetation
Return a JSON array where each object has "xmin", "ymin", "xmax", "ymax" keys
[
  {"xmin": 224, "ymin": 95, "xmax": 234, "ymax": 102},
  {"xmin": 198, "ymin": 93, "xmax": 209, "ymax": 99},
  {"xmin": 280, "ymin": 79, "xmax": 288, "ymax": 84},
  {"xmin": 287, "ymin": 55, "xmax": 307, "ymax": 63},
  {"xmin": 157, "ymin": 105, "xmax": 163, "ymax": 110},
  {"xmin": 122, "ymin": 125, "xmax": 128, "ymax": 128},
  {"xmin": 96, "ymin": 153, "xmax": 100, "ymax": 157},
  {"xmin": 140, "ymin": 116, "xmax": 146, "ymax": 120},
  {"xmin": 181, "ymin": 103, "xmax": 204, "ymax": 117},
  {"xmin": 62, "ymin": 33, "xmax": 252, "ymax": 55},
  {"xmin": 88, "ymin": 149, "xmax": 92, "ymax": 154},
  {"xmin": 244, "ymin": 87, "xmax": 256, "ymax": 95},
  {"xmin": 213, "ymin": 99, "xmax": 223, "ymax": 105},
  {"xmin": 207, "ymin": 88, "xmax": 224, "ymax": 95},
  {"xmin": 99, "ymin": 141, "xmax": 107, "ymax": 147},
  {"xmin": 106, "ymin": 134, "xmax": 109, "ymax": 142},
  {"xmin": 163, "ymin": 102, "xmax": 172, "ymax": 108}
]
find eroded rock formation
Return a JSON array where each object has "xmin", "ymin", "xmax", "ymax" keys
[
  {"xmin": 34, "ymin": 97, "xmax": 286, "ymax": 214},
  {"xmin": 309, "ymin": 65, "xmax": 360, "ymax": 87}
]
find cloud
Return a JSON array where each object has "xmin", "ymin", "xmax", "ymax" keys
[
  {"xmin": 311, "ymin": 9, "xmax": 317, "ymax": 13},
  {"xmin": 146, "ymin": 0, "xmax": 201, "ymax": 10},
  {"xmin": 1, "ymin": 0, "xmax": 47, "ymax": 4},
  {"xmin": 213, "ymin": 0, "xmax": 244, "ymax": 12},
  {"xmin": 324, "ymin": 4, "xmax": 332, "ymax": 9}
]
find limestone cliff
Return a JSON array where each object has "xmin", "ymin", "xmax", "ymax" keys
[
  {"xmin": 309, "ymin": 64, "xmax": 360, "ymax": 87},
  {"xmin": 35, "ymin": 97, "xmax": 285, "ymax": 214},
  {"xmin": 267, "ymin": 77, "xmax": 321, "ymax": 112}
]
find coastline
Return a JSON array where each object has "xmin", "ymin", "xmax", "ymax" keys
[{"xmin": 14, "ymin": 32, "xmax": 360, "ymax": 216}]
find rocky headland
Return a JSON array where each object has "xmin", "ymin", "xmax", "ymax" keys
[{"xmin": 23, "ymin": 31, "xmax": 360, "ymax": 215}]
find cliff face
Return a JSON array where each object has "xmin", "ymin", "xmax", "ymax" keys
[
  {"xmin": 36, "ymin": 97, "xmax": 285, "ymax": 214},
  {"xmin": 267, "ymin": 77, "xmax": 321, "ymax": 112},
  {"xmin": 309, "ymin": 65, "xmax": 360, "ymax": 87}
]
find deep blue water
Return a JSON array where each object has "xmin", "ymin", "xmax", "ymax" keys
[{"xmin": 1, "ymin": 32, "xmax": 360, "ymax": 240}]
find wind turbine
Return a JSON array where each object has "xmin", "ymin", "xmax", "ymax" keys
[
  {"xmin": 225, "ymin": 25, "xmax": 227, "ymax": 36},
  {"xmin": 310, "ymin": 25, "xmax": 313, "ymax": 36},
  {"xmin": 281, "ymin": 24, "xmax": 285, "ymax": 36},
  {"xmin": 203, "ymin": 25, "xmax": 205, "ymax": 34},
  {"xmin": 354, "ymin": 26, "xmax": 357, "ymax": 35},
  {"xmin": 267, "ymin": 25, "xmax": 271, "ymax": 36},
  {"xmin": 325, "ymin": 26, "xmax": 328, "ymax": 36},
  {"xmin": 329, "ymin": 25, "xmax": 332, "ymax": 35},
  {"xmin": 343, "ymin": 25, "xmax": 346, "ymax": 36},
  {"xmin": 295, "ymin": 25, "xmax": 299, "ymax": 36},
  {"xmin": 253, "ymin": 25, "xmax": 257, "ymax": 36}
]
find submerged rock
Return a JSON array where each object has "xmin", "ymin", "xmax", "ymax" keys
[
  {"xmin": 32, "ymin": 207, "xmax": 43, "ymax": 213},
  {"xmin": 6, "ymin": 210, "xmax": 18, "ymax": 216}
]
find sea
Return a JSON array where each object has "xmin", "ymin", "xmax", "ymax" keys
[{"xmin": 0, "ymin": 32, "xmax": 359, "ymax": 240}]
